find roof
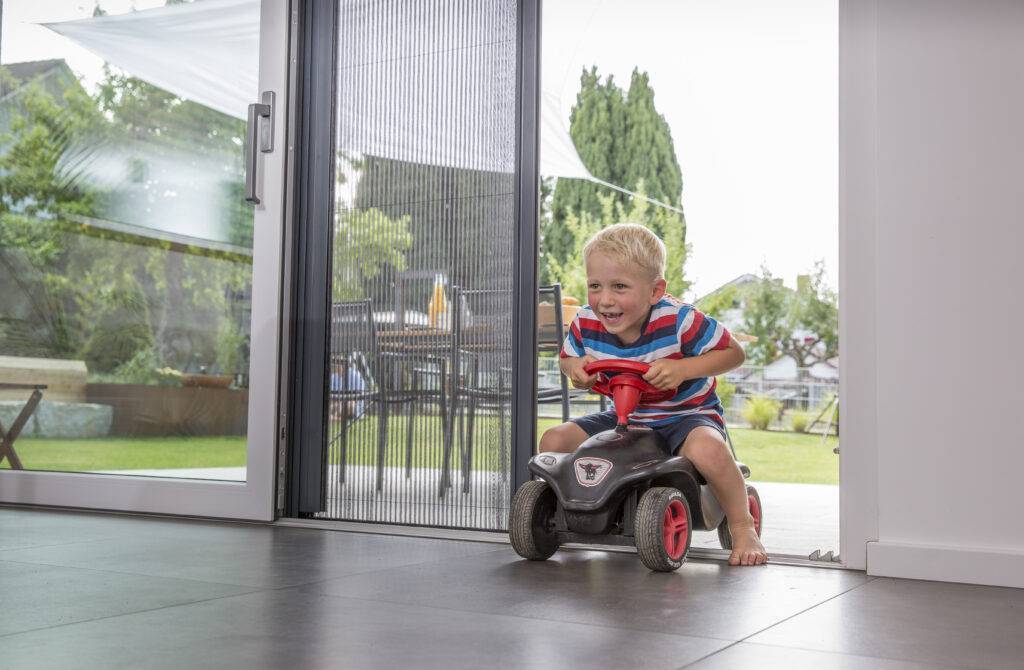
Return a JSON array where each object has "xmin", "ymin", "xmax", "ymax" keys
[
  {"xmin": 1, "ymin": 60, "xmax": 65, "ymax": 96},
  {"xmin": 0, "ymin": 59, "xmax": 76, "ymax": 101},
  {"xmin": 696, "ymin": 273, "xmax": 759, "ymax": 303}
]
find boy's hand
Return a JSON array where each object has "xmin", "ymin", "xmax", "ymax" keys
[
  {"xmin": 642, "ymin": 358, "xmax": 689, "ymax": 391},
  {"xmin": 565, "ymin": 355, "xmax": 598, "ymax": 389}
]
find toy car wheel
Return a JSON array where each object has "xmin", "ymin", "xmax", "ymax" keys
[
  {"xmin": 635, "ymin": 486, "xmax": 691, "ymax": 572},
  {"xmin": 717, "ymin": 484, "xmax": 763, "ymax": 550},
  {"xmin": 509, "ymin": 479, "xmax": 559, "ymax": 561}
]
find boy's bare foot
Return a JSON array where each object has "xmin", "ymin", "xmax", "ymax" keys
[{"xmin": 728, "ymin": 521, "xmax": 768, "ymax": 566}]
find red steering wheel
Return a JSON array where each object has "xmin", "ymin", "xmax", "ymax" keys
[{"xmin": 583, "ymin": 359, "xmax": 676, "ymax": 427}]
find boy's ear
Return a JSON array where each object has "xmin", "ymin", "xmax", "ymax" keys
[{"xmin": 650, "ymin": 278, "xmax": 667, "ymax": 304}]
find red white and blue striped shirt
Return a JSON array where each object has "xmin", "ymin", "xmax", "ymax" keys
[{"xmin": 560, "ymin": 296, "xmax": 732, "ymax": 426}]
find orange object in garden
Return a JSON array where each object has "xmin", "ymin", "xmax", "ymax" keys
[{"xmin": 427, "ymin": 274, "xmax": 450, "ymax": 329}]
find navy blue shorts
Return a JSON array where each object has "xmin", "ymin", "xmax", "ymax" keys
[{"xmin": 571, "ymin": 411, "xmax": 727, "ymax": 456}]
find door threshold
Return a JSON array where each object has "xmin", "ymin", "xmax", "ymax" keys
[{"xmin": 274, "ymin": 517, "xmax": 853, "ymax": 570}]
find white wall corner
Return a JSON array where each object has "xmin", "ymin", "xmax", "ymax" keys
[
  {"xmin": 868, "ymin": 541, "xmax": 1024, "ymax": 589},
  {"xmin": 838, "ymin": 0, "xmax": 880, "ymax": 572}
]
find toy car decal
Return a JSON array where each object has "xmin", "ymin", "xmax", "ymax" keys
[
  {"xmin": 538, "ymin": 455, "xmax": 556, "ymax": 466},
  {"xmin": 574, "ymin": 457, "xmax": 613, "ymax": 487}
]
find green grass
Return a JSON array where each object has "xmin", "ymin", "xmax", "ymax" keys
[
  {"xmin": 725, "ymin": 427, "xmax": 838, "ymax": 485},
  {"xmin": 2, "ymin": 416, "xmax": 838, "ymax": 484},
  {"xmin": 0, "ymin": 436, "xmax": 246, "ymax": 472}
]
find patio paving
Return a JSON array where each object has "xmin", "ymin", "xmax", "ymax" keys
[{"xmin": 89, "ymin": 466, "xmax": 839, "ymax": 559}]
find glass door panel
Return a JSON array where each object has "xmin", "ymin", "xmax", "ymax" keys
[
  {"xmin": 0, "ymin": 0, "xmax": 287, "ymax": 520},
  {"xmin": 322, "ymin": 0, "xmax": 520, "ymax": 529}
]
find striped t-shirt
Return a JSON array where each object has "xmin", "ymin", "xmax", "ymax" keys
[{"xmin": 560, "ymin": 296, "xmax": 732, "ymax": 426}]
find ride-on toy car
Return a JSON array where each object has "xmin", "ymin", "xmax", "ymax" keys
[{"xmin": 510, "ymin": 359, "xmax": 763, "ymax": 572}]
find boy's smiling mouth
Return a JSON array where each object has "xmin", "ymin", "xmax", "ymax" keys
[{"xmin": 600, "ymin": 310, "xmax": 624, "ymax": 325}]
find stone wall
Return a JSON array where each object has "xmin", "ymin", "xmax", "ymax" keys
[{"xmin": 0, "ymin": 400, "xmax": 113, "ymax": 438}]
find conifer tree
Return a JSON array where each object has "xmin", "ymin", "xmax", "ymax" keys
[{"xmin": 544, "ymin": 67, "xmax": 685, "ymax": 288}]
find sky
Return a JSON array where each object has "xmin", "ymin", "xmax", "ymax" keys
[
  {"xmin": 2, "ymin": 0, "xmax": 838, "ymax": 301},
  {"xmin": 543, "ymin": 0, "xmax": 838, "ymax": 299}
]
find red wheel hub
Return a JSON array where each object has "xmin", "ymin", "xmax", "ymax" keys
[
  {"xmin": 662, "ymin": 499, "xmax": 689, "ymax": 560},
  {"xmin": 749, "ymin": 494, "xmax": 762, "ymax": 536}
]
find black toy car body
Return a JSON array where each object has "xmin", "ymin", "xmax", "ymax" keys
[{"xmin": 510, "ymin": 359, "xmax": 762, "ymax": 571}]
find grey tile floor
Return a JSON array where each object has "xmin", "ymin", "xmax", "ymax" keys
[{"xmin": 1, "ymin": 507, "xmax": 1021, "ymax": 670}]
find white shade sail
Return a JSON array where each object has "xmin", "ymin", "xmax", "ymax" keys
[{"xmin": 44, "ymin": 0, "xmax": 594, "ymax": 180}]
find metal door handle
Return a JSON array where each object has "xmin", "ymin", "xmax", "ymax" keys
[{"xmin": 245, "ymin": 91, "xmax": 275, "ymax": 205}]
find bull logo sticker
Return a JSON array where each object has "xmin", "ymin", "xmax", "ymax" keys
[{"xmin": 574, "ymin": 457, "xmax": 613, "ymax": 487}]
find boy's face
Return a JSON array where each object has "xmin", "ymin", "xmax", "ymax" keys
[{"xmin": 585, "ymin": 252, "xmax": 667, "ymax": 344}]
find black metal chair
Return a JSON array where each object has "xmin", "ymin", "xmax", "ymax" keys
[
  {"xmin": 394, "ymin": 268, "xmax": 444, "ymax": 330},
  {"xmin": 439, "ymin": 287, "xmax": 513, "ymax": 496},
  {"xmin": 329, "ymin": 299, "xmax": 447, "ymax": 491},
  {"xmin": 537, "ymin": 283, "xmax": 571, "ymax": 423}
]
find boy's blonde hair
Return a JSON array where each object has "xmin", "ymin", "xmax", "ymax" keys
[{"xmin": 583, "ymin": 223, "xmax": 666, "ymax": 281}]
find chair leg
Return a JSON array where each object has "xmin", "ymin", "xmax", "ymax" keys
[
  {"xmin": 499, "ymin": 400, "xmax": 508, "ymax": 484},
  {"xmin": 338, "ymin": 397, "xmax": 348, "ymax": 485},
  {"xmin": 499, "ymin": 369, "xmax": 510, "ymax": 483},
  {"xmin": 439, "ymin": 392, "xmax": 458, "ymax": 498},
  {"xmin": 462, "ymin": 394, "xmax": 477, "ymax": 494},
  {"xmin": 405, "ymin": 377, "xmax": 418, "ymax": 478},
  {"xmin": 375, "ymin": 400, "xmax": 388, "ymax": 492},
  {"xmin": 438, "ymin": 364, "xmax": 449, "ymax": 474},
  {"xmin": 560, "ymin": 372, "xmax": 570, "ymax": 422}
]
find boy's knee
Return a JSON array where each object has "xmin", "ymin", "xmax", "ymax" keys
[
  {"xmin": 681, "ymin": 429, "xmax": 730, "ymax": 465},
  {"xmin": 539, "ymin": 423, "xmax": 582, "ymax": 453}
]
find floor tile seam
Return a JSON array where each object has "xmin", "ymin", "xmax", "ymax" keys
[
  {"xmin": 676, "ymin": 578, "xmax": 879, "ymax": 669},
  {"xmin": 0, "ymin": 536, "xmax": 123, "ymax": 554},
  {"xmin": 299, "ymin": 588, "xmax": 740, "ymax": 645},
  {"xmin": 0, "ymin": 555, "xmax": 272, "ymax": 592},
  {"xmin": 0, "ymin": 587, "xmax": 268, "ymax": 641},
  {"xmin": 735, "ymin": 638, "xmax": 975, "ymax": 670},
  {"xmin": 264, "ymin": 546, "xmax": 512, "ymax": 592}
]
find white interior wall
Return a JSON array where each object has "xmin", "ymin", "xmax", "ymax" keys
[{"xmin": 842, "ymin": 0, "xmax": 1024, "ymax": 587}]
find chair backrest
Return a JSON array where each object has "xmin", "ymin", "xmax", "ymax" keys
[
  {"xmin": 537, "ymin": 283, "xmax": 565, "ymax": 346},
  {"xmin": 450, "ymin": 287, "xmax": 512, "ymax": 382},
  {"xmin": 394, "ymin": 269, "xmax": 444, "ymax": 330},
  {"xmin": 330, "ymin": 299, "xmax": 380, "ymax": 387},
  {"xmin": 452, "ymin": 287, "xmax": 512, "ymax": 340}
]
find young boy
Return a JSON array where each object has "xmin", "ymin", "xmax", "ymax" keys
[{"xmin": 540, "ymin": 223, "xmax": 767, "ymax": 566}]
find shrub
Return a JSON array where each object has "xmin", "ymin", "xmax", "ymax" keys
[
  {"xmin": 789, "ymin": 410, "xmax": 810, "ymax": 433},
  {"xmin": 715, "ymin": 375, "xmax": 736, "ymax": 410},
  {"xmin": 89, "ymin": 348, "xmax": 181, "ymax": 386},
  {"xmin": 742, "ymin": 395, "xmax": 781, "ymax": 431}
]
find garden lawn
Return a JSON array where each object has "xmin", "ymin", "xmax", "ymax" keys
[
  {"xmin": 0, "ymin": 436, "xmax": 245, "ymax": 472},
  {"xmin": 2, "ymin": 418, "xmax": 838, "ymax": 485}
]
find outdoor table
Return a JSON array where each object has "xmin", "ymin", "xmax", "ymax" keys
[
  {"xmin": 377, "ymin": 324, "xmax": 567, "ymax": 355},
  {"xmin": 0, "ymin": 382, "xmax": 47, "ymax": 470}
]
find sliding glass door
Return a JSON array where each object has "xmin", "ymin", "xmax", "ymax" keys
[{"xmin": 0, "ymin": 0, "xmax": 289, "ymax": 520}]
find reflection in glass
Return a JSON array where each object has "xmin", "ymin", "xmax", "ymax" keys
[{"xmin": 0, "ymin": 4, "xmax": 256, "ymax": 481}]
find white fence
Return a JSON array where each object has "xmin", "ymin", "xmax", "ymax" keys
[{"xmin": 537, "ymin": 357, "xmax": 839, "ymax": 433}]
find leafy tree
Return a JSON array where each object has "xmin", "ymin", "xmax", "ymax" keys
[
  {"xmin": 740, "ymin": 266, "xmax": 791, "ymax": 366},
  {"xmin": 332, "ymin": 207, "xmax": 413, "ymax": 302},
  {"xmin": 735, "ymin": 263, "xmax": 838, "ymax": 367},
  {"xmin": 0, "ymin": 67, "xmax": 107, "ymax": 358},
  {"xmin": 544, "ymin": 67, "xmax": 685, "ymax": 284},
  {"xmin": 545, "ymin": 183, "xmax": 689, "ymax": 303},
  {"xmin": 1, "ymin": 58, "xmax": 254, "ymax": 377},
  {"xmin": 785, "ymin": 261, "xmax": 838, "ymax": 365}
]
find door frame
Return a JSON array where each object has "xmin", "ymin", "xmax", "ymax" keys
[{"xmin": 0, "ymin": 0, "xmax": 290, "ymax": 522}]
